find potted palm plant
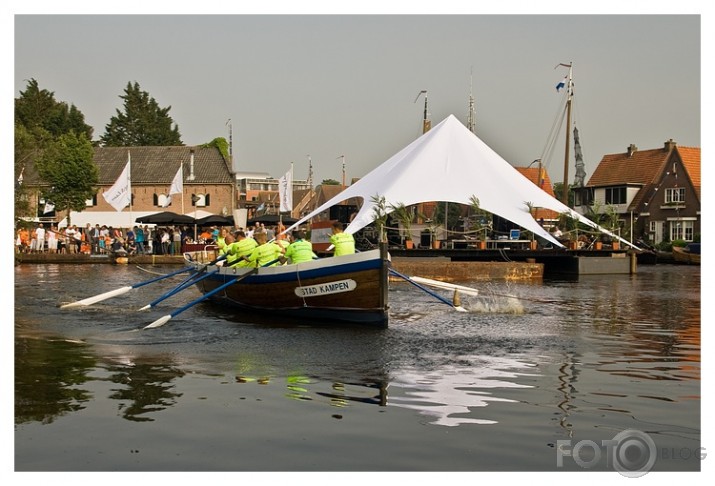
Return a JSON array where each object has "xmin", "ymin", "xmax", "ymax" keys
[
  {"xmin": 469, "ymin": 195, "xmax": 489, "ymax": 249},
  {"xmin": 370, "ymin": 194, "xmax": 389, "ymax": 243},
  {"xmin": 390, "ymin": 202, "xmax": 414, "ymax": 249},
  {"xmin": 558, "ymin": 210, "xmax": 580, "ymax": 249},
  {"xmin": 524, "ymin": 201, "xmax": 539, "ymax": 250}
]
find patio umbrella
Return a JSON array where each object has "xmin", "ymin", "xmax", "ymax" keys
[
  {"xmin": 195, "ymin": 214, "xmax": 235, "ymax": 226},
  {"xmin": 135, "ymin": 211, "xmax": 196, "ymax": 225},
  {"xmin": 247, "ymin": 214, "xmax": 298, "ymax": 225}
]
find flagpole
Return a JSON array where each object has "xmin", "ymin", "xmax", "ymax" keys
[
  {"xmin": 128, "ymin": 150, "xmax": 133, "ymax": 230},
  {"xmin": 180, "ymin": 164, "xmax": 185, "ymax": 215},
  {"xmin": 290, "ymin": 162, "xmax": 294, "ymax": 219}
]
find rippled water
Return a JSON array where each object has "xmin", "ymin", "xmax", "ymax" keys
[{"xmin": 14, "ymin": 262, "xmax": 701, "ymax": 473}]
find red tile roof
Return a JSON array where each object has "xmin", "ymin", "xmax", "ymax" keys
[
  {"xmin": 678, "ymin": 146, "xmax": 701, "ymax": 200},
  {"xmin": 587, "ymin": 143, "xmax": 700, "ymax": 209},
  {"xmin": 514, "ymin": 166, "xmax": 560, "ymax": 220}
]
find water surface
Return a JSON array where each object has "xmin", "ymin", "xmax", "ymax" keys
[{"xmin": 14, "ymin": 263, "xmax": 701, "ymax": 473}]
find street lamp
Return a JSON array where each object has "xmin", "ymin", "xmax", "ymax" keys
[{"xmin": 528, "ymin": 158, "xmax": 544, "ymax": 189}]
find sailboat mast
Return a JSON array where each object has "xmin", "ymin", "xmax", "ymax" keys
[
  {"xmin": 560, "ymin": 62, "xmax": 573, "ymax": 205},
  {"xmin": 468, "ymin": 68, "xmax": 476, "ymax": 133},
  {"xmin": 414, "ymin": 90, "xmax": 430, "ymax": 134}
]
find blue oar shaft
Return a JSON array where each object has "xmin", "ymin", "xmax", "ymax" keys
[
  {"xmin": 169, "ymin": 277, "xmax": 241, "ymax": 318},
  {"xmin": 130, "ymin": 266, "xmax": 194, "ymax": 289},
  {"xmin": 141, "ymin": 269, "xmax": 219, "ymax": 310},
  {"xmin": 388, "ymin": 267, "xmax": 455, "ymax": 308},
  {"xmin": 144, "ymin": 268, "xmax": 257, "ymax": 328}
]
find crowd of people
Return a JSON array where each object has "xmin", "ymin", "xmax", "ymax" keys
[{"xmin": 15, "ymin": 220, "xmax": 357, "ymax": 266}]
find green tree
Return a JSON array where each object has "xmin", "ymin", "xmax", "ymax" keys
[
  {"xmin": 434, "ymin": 201, "xmax": 462, "ymax": 231},
  {"xmin": 100, "ymin": 81, "xmax": 182, "ymax": 146},
  {"xmin": 321, "ymin": 179, "xmax": 341, "ymax": 185},
  {"xmin": 552, "ymin": 182, "xmax": 575, "ymax": 207},
  {"xmin": 15, "ymin": 78, "xmax": 93, "ymax": 140},
  {"xmin": 14, "ymin": 124, "xmax": 36, "ymax": 220},
  {"xmin": 34, "ymin": 132, "xmax": 99, "ymax": 224}
]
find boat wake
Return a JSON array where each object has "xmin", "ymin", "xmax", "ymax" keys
[{"xmin": 461, "ymin": 295, "xmax": 525, "ymax": 314}]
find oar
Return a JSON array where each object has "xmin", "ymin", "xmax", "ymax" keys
[
  {"xmin": 61, "ymin": 266, "xmax": 194, "ymax": 309},
  {"xmin": 144, "ymin": 268, "xmax": 257, "ymax": 329},
  {"xmin": 142, "ymin": 255, "xmax": 281, "ymax": 312},
  {"xmin": 388, "ymin": 268, "xmax": 468, "ymax": 312},
  {"xmin": 60, "ymin": 255, "xmax": 227, "ymax": 309},
  {"xmin": 138, "ymin": 268, "xmax": 220, "ymax": 311},
  {"xmin": 407, "ymin": 276, "xmax": 480, "ymax": 297}
]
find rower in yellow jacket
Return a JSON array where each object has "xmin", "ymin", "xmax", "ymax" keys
[
  {"xmin": 227, "ymin": 230, "xmax": 258, "ymax": 267},
  {"xmin": 245, "ymin": 232, "xmax": 284, "ymax": 267}
]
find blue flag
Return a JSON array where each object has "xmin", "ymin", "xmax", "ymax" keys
[{"xmin": 556, "ymin": 77, "xmax": 566, "ymax": 92}]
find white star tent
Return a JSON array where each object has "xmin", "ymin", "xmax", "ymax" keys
[{"xmin": 287, "ymin": 114, "xmax": 630, "ymax": 248}]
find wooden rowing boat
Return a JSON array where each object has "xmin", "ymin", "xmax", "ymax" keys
[
  {"xmin": 672, "ymin": 244, "xmax": 700, "ymax": 265},
  {"xmin": 185, "ymin": 245, "xmax": 391, "ymax": 327}
]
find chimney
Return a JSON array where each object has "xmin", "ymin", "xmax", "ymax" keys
[
  {"xmin": 664, "ymin": 139, "xmax": 677, "ymax": 152},
  {"xmin": 627, "ymin": 144, "xmax": 638, "ymax": 157},
  {"xmin": 188, "ymin": 149, "xmax": 196, "ymax": 181}
]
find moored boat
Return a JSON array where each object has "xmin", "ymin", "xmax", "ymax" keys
[
  {"xmin": 672, "ymin": 243, "xmax": 700, "ymax": 265},
  {"xmin": 185, "ymin": 246, "xmax": 391, "ymax": 327}
]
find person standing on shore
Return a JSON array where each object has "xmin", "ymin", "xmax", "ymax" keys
[
  {"xmin": 34, "ymin": 223, "xmax": 46, "ymax": 253},
  {"xmin": 47, "ymin": 226, "xmax": 58, "ymax": 253},
  {"xmin": 172, "ymin": 227, "xmax": 182, "ymax": 255},
  {"xmin": 135, "ymin": 226, "xmax": 145, "ymax": 254}
]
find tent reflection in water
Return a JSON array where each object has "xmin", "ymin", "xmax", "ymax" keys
[{"xmin": 285, "ymin": 114, "xmax": 630, "ymax": 248}]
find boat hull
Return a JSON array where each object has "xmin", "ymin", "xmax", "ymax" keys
[
  {"xmin": 192, "ymin": 248, "xmax": 390, "ymax": 327},
  {"xmin": 672, "ymin": 245, "xmax": 701, "ymax": 265}
]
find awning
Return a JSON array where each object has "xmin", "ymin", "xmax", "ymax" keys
[{"xmin": 58, "ymin": 211, "xmax": 158, "ymax": 228}]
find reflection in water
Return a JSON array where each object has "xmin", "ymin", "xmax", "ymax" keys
[
  {"xmin": 106, "ymin": 359, "xmax": 185, "ymax": 422},
  {"xmin": 235, "ymin": 374, "xmax": 389, "ymax": 408},
  {"xmin": 387, "ymin": 356, "xmax": 536, "ymax": 427},
  {"xmin": 15, "ymin": 337, "xmax": 96, "ymax": 425},
  {"xmin": 556, "ymin": 352, "xmax": 579, "ymax": 438}
]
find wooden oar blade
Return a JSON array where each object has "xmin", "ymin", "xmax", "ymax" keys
[
  {"xmin": 409, "ymin": 276, "xmax": 480, "ymax": 297},
  {"xmin": 144, "ymin": 315, "xmax": 172, "ymax": 329},
  {"xmin": 61, "ymin": 286, "xmax": 133, "ymax": 309}
]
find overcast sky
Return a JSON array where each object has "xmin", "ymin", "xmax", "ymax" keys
[{"xmin": 8, "ymin": 6, "xmax": 708, "ymax": 189}]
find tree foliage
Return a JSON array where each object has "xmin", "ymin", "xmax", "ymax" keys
[
  {"xmin": 321, "ymin": 179, "xmax": 341, "ymax": 185},
  {"xmin": 15, "ymin": 79, "xmax": 95, "ymax": 222},
  {"xmin": 100, "ymin": 81, "xmax": 182, "ymax": 146},
  {"xmin": 35, "ymin": 132, "xmax": 99, "ymax": 219},
  {"xmin": 15, "ymin": 78, "xmax": 94, "ymax": 140}
]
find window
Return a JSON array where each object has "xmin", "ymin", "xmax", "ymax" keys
[
  {"xmin": 85, "ymin": 194, "xmax": 98, "ymax": 207},
  {"xmin": 665, "ymin": 188, "xmax": 685, "ymax": 204},
  {"xmin": 154, "ymin": 194, "xmax": 171, "ymax": 207},
  {"xmin": 574, "ymin": 188, "xmax": 593, "ymax": 207},
  {"xmin": 605, "ymin": 187, "xmax": 626, "ymax": 205},
  {"xmin": 670, "ymin": 220, "xmax": 694, "ymax": 242},
  {"xmin": 191, "ymin": 194, "xmax": 210, "ymax": 207}
]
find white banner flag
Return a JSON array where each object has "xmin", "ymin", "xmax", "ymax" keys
[
  {"xmin": 103, "ymin": 155, "xmax": 131, "ymax": 212},
  {"xmin": 278, "ymin": 167, "xmax": 293, "ymax": 213},
  {"xmin": 169, "ymin": 165, "xmax": 183, "ymax": 195}
]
